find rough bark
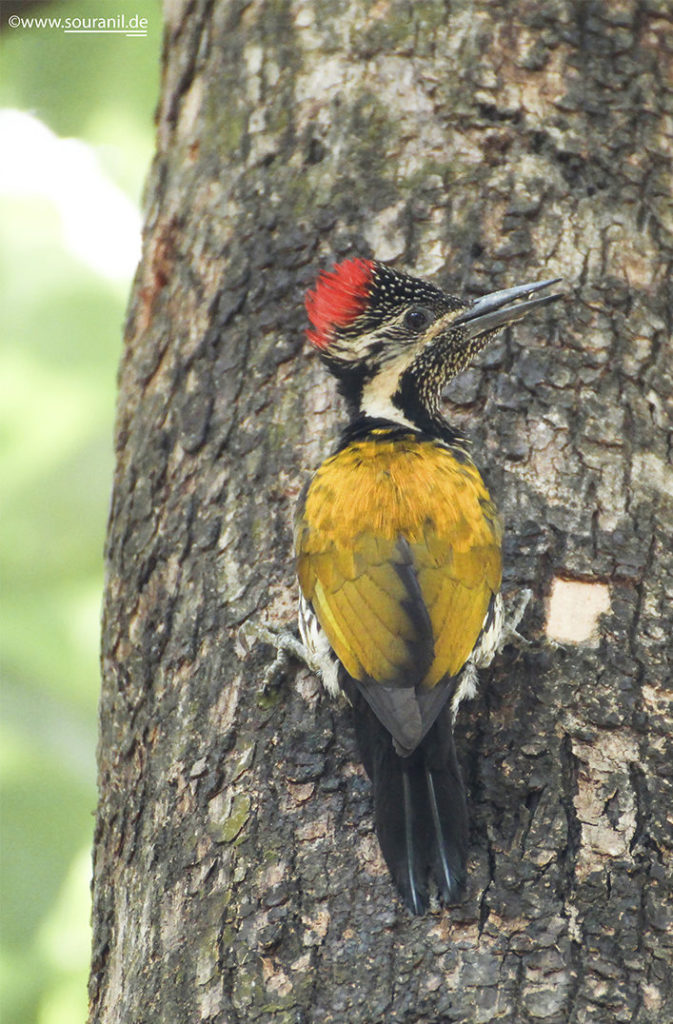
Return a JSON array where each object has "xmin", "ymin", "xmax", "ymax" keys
[{"xmin": 90, "ymin": 1, "xmax": 673, "ymax": 1021}]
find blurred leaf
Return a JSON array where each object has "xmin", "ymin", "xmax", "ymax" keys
[
  {"xmin": 0, "ymin": 0, "xmax": 161, "ymax": 192},
  {"xmin": 0, "ymin": 1, "xmax": 161, "ymax": 1021}
]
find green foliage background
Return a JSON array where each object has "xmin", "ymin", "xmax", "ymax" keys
[{"xmin": 0, "ymin": 3, "xmax": 161, "ymax": 1020}]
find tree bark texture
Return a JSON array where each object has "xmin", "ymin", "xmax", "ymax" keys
[{"xmin": 91, "ymin": 1, "xmax": 673, "ymax": 1021}]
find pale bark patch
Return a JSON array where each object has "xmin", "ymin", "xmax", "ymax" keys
[{"xmin": 545, "ymin": 578, "xmax": 611, "ymax": 646}]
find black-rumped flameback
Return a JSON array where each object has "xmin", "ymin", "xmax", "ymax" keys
[{"xmin": 295, "ymin": 258, "xmax": 562, "ymax": 913}]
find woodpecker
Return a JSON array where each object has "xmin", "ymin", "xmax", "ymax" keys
[{"xmin": 294, "ymin": 258, "xmax": 562, "ymax": 914}]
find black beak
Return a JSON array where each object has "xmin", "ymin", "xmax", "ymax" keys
[{"xmin": 452, "ymin": 278, "xmax": 564, "ymax": 339}]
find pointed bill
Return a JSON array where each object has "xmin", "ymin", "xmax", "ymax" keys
[{"xmin": 452, "ymin": 278, "xmax": 564, "ymax": 339}]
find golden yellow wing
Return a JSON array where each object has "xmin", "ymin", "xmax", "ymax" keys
[{"xmin": 295, "ymin": 433, "xmax": 502, "ymax": 696}]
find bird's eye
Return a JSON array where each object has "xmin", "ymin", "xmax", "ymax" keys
[{"xmin": 404, "ymin": 307, "xmax": 433, "ymax": 331}]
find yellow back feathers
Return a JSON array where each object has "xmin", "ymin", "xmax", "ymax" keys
[{"xmin": 295, "ymin": 431, "xmax": 502, "ymax": 691}]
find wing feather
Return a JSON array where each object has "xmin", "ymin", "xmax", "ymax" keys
[{"xmin": 296, "ymin": 434, "xmax": 503, "ymax": 738}]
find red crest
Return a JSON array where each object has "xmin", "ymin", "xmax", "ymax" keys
[{"xmin": 305, "ymin": 258, "xmax": 374, "ymax": 349}]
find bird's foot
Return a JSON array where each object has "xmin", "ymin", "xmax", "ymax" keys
[
  {"xmin": 499, "ymin": 589, "xmax": 565, "ymax": 653},
  {"xmin": 237, "ymin": 622, "xmax": 318, "ymax": 690},
  {"xmin": 498, "ymin": 588, "xmax": 533, "ymax": 652}
]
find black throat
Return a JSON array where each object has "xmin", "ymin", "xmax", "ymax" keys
[
  {"xmin": 337, "ymin": 413, "xmax": 468, "ymax": 453},
  {"xmin": 327, "ymin": 345, "xmax": 468, "ymax": 450}
]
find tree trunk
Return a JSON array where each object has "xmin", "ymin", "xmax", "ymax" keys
[{"xmin": 90, "ymin": 1, "xmax": 673, "ymax": 1021}]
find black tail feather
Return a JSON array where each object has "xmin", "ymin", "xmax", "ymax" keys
[
  {"xmin": 372, "ymin": 750, "xmax": 430, "ymax": 913},
  {"xmin": 349, "ymin": 691, "xmax": 468, "ymax": 914},
  {"xmin": 424, "ymin": 761, "xmax": 468, "ymax": 901}
]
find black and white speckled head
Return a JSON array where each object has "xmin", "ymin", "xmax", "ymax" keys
[{"xmin": 305, "ymin": 258, "xmax": 562, "ymax": 434}]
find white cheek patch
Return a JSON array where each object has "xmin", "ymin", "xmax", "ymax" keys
[
  {"xmin": 359, "ymin": 393, "xmax": 417, "ymax": 429},
  {"xmin": 359, "ymin": 352, "xmax": 419, "ymax": 428}
]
